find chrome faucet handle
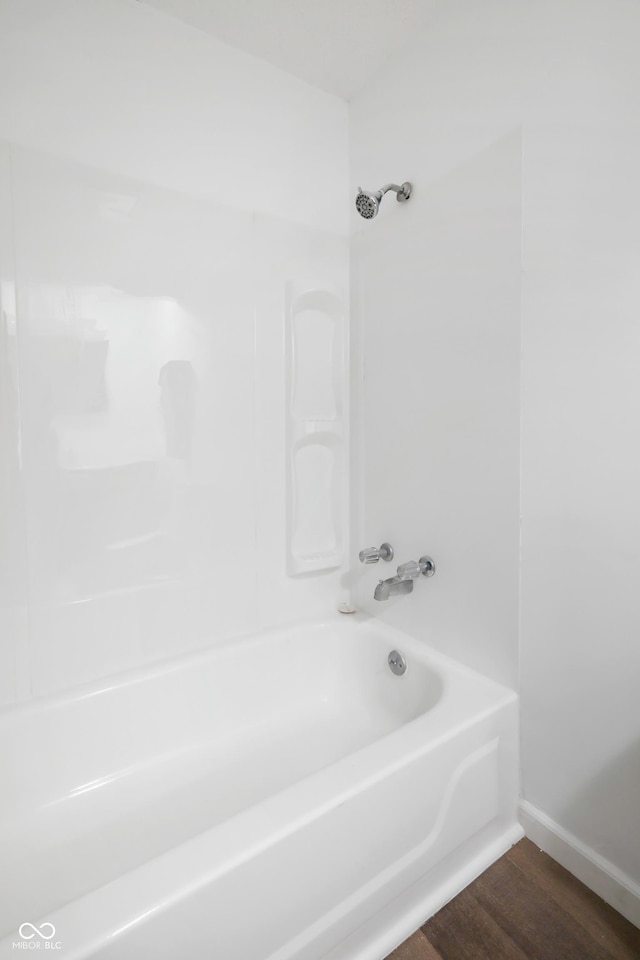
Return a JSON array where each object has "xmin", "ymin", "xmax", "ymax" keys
[
  {"xmin": 397, "ymin": 560, "xmax": 421, "ymax": 580},
  {"xmin": 359, "ymin": 542, "xmax": 394, "ymax": 564},
  {"xmin": 397, "ymin": 556, "xmax": 436, "ymax": 579}
]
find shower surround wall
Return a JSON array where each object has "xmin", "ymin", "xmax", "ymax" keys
[
  {"xmin": 351, "ymin": 0, "xmax": 640, "ymax": 926},
  {"xmin": 350, "ymin": 135, "xmax": 522, "ymax": 689},
  {"xmin": 0, "ymin": 0, "xmax": 349, "ymax": 704}
]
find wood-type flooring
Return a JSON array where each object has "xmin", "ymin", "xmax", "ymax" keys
[{"xmin": 386, "ymin": 838, "xmax": 640, "ymax": 960}]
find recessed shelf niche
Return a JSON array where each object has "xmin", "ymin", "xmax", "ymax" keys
[{"xmin": 286, "ymin": 288, "xmax": 345, "ymax": 576}]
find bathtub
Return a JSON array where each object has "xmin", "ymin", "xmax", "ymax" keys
[{"xmin": 0, "ymin": 616, "xmax": 521, "ymax": 960}]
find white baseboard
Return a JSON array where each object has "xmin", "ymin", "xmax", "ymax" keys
[{"xmin": 520, "ymin": 800, "xmax": 640, "ymax": 930}]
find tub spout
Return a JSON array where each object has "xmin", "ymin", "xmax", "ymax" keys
[
  {"xmin": 372, "ymin": 555, "xmax": 436, "ymax": 601},
  {"xmin": 374, "ymin": 576, "xmax": 414, "ymax": 601}
]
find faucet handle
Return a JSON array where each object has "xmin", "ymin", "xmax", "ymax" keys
[
  {"xmin": 359, "ymin": 542, "xmax": 394, "ymax": 564},
  {"xmin": 397, "ymin": 556, "xmax": 437, "ymax": 580}
]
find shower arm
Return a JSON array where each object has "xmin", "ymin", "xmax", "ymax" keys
[{"xmin": 379, "ymin": 182, "xmax": 412, "ymax": 202}]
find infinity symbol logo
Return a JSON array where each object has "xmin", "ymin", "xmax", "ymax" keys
[{"xmin": 18, "ymin": 922, "xmax": 56, "ymax": 940}]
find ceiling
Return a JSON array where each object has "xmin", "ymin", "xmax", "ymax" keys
[{"xmin": 140, "ymin": 0, "xmax": 443, "ymax": 100}]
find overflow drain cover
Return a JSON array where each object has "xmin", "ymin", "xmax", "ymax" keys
[{"xmin": 388, "ymin": 650, "xmax": 407, "ymax": 676}]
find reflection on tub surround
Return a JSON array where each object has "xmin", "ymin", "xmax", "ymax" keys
[
  {"xmin": 158, "ymin": 360, "xmax": 197, "ymax": 461},
  {"xmin": 373, "ymin": 555, "xmax": 436, "ymax": 601},
  {"xmin": 17, "ymin": 283, "xmax": 192, "ymax": 601},
  {"xmin": 0, "ymin": 138, "xmax": 349, "ymax": 697},
  {"xmin": 0, "ymin": 282, "xmax": 24, "ymax": 610},
  {"xmin": 38, "ymin": 331, "xmax": 109, "ymax": 414},
  {"xmin": 0, "ymin": 0, "xmax": 350, "ymax": 703}
]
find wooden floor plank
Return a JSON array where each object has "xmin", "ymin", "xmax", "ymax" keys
[
  {"xmin": 386, "ymin": 929, "xmax": 443, "ymax": 960},
  {"xmin": 506, "ymin": 839, "xmax": 640, "ymax": 960},
  {"xmin": 385, "ymin": 840, "xmax": 640, "ymax": 960},
  {"xmin": 420, "ymin": 886, "xmax": 531, "ymax": 960},
  {"xmin": 470, "ymin": 853, "xmax": 617, "ymax": 960}
]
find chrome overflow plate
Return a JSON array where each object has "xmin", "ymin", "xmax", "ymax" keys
[{"xmin": 388, "ymin": 650, "xmax": 407, "ymax": 676}]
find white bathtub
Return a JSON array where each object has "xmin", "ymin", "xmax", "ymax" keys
[{"xmin": 0, "ymin": 617, "xmax": 521, "ymax": 960}]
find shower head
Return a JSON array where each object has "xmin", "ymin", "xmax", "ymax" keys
[
  {"xmin": 355, "ymin": 181, "xmax": 412, "ymax": 219},
  {"xmin": 355, "ymin": 189, "xmax": 382, "ymax": 219}
]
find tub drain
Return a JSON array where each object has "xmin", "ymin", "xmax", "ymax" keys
[{"xmin": 388, "ymin": 650, "xmax": 407, "ymax": 676}]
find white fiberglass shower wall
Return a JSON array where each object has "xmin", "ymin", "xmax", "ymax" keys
[{"xmin": 0, "ymin": 0, "xmax": 349, "ymax": 704}]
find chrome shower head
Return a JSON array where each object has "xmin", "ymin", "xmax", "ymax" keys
[
  {"xmin": 355, "ymin": 181, "xmax": 412, "ymax": 219},
  {"xmin": 355, "ymin": 188, "xmax": 382, "ymax": 219}
]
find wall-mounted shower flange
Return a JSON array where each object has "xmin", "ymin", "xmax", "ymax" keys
[{"xmin": 419, "ymin": 556, "xmax": 436, "ymax": 577}]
